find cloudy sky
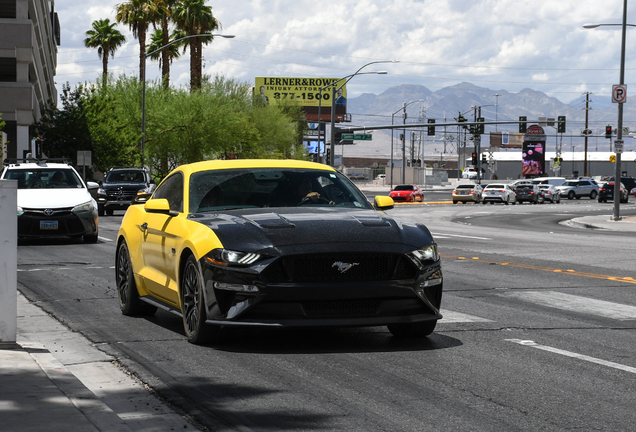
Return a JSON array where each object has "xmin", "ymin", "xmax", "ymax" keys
[{"xmin": 54, "ymin": 0, "xmax": 636, "ymax": 106}]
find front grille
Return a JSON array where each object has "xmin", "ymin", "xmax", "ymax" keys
[
  {"xmin": 19, "ymin": 212, "xmax": 86, "ymax": 236},
  {"xmin": 106, "ymin": 190, "xmax": 137, "ymax": 200},
  {"xmin": 302, "ymin": 300, "xmax": 381, "ymax": 316},
  {"xmin": 262, "ymin": 253, "xmax": 417, "ymax": 283}
]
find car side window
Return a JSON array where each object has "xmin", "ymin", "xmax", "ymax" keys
[{"xmin": 152, "ymin": 173, "xmax": 183, "ymax": 213}]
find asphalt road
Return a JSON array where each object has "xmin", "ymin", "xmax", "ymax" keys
[{"xmin": 16, "ymin": 198, "xmax": 636, "ymax": 431}]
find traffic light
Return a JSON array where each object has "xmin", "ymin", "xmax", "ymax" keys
[
  {"xmin": 326, "ymin": 148, "xmax": 331, "ymax": 164},
  {"xmin": 519, "ymin": 116, "xmax": 527, "ymax": 134},
  {"xmin": 34, "ymin": 137, "xmax": 43, "ymax": 158},
  {"xmin": 476, "ymin": 117, "xmax": 485, "ymax": 135},
  {"xmin": 427, "ymin": 119, "xmax": 435, "ymax": 136},
  {"xmin": 557, "ymin": 116, "xmax": 566, "ymax": 133},
  {"xmin": 481, "ymin": 153, "xmax": 487, "ymax": 163},
  {"xmin": 471, "ymin": 152, "xmax": 478, "ymax": 166},
  {"xmin": 605, "ymin": 125, "xmax": 612, "ymax": 139}
]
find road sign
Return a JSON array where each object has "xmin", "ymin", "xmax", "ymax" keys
[
  {"xmin": 614, "ymin": 139, "xmax": 624, "ymax": 154},
  {"xmin": 610, "ymin": 155, "xmax": 616, "ymax": 163},
  {"xmin": 341, "ymin": 134, "xmax": 372, "ymax": 141},
  {"xmin": 612, "ymin": 84, "xmax": 627, "ymax": 103}
]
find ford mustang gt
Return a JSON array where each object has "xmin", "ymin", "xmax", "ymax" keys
[{"xmin": 116, "ymin": 160, "xmax": 443, "ymax": 344}]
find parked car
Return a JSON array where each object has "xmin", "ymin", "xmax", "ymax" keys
[
  {"xmin": 632, "ymin": 187, "xmax": 636, "ymax": 198},
  {"xmin": 452, "ymin": 184, "xmax": 482, "ymax": 204},
  {"xmin": 515, "ymin": 183, "xmax": 544, "ymax": 204},
  {"xmin": 116, "ymin": 159, "xmax": 443, "ymax": 345},
  {"xmin": 1, "ymin": 158, "xmax": 99, "ymax": 242},
  {"xmin": 530, "ymin": 177, "xmax": 566, "ymax": 187},
  {"xmin": 97, "ymin": 167, "xmax": 155, "ymax": 216},
  {"xmin": 389, "ymin": 184, "xmax": 424, "ymax": 202},
  {"xmin": 482, "ymin": 183, "xmax": 517, "ymax": 205},
  {"xmin": 462, "ymin": 167, "xmax": 478, "ymax": 179},
  {"xmin": 537, "ymin": 184, "xmax": 561, "ymax": 203},
  {"xmin": 598, "ymin": 182, "xmax": 629, "ymax": 203},
  {"xmin": 555, "ymin": 178, "xmax": 599, "ymax": 200}
]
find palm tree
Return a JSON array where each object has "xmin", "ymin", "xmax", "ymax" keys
[
  {"xmin": 115, "ymin": 0, "xmax": 162, "ymax": 80},
  {"xmin": 83, "ymin": 19, "xmax": 126, "ymax": 83},
  {"xmin": 154, "ymin": 0, "xmax": 179, "ymax": 89},
  {"xmin": 173, "ymin": 0, "xmax": 221, "ymax": 90},
  {"xmin": 147, "ymin": 29, "xmax": 183, "ymax": 78}
]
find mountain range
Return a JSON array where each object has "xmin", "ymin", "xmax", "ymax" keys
[{"xmin": 341, "ymin": 83, "xmax": 635, "ymax": 156}]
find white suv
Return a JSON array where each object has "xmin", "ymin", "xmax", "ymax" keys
[{"xmin": 1, "ymin": 159, "xmax": 100, "ymax": 242}]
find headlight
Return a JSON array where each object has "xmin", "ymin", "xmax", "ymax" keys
[
  {"xmin": 72, "ymin": 200, "xmax": 94, "ymax": 213},
  {"xmin": 17, "ymin": 206, "xmax": 23, "ymax": 216},
  {"xmin": 206, "ymin": 249, "xmax": 261, "ymax": 266},
  {"xmin": 408, "ymin": 244, "xmax": 439, "ymax": 268},
  {"xmin": 98, "ymin": 188, "xmax": 106, "ymax": 194}
]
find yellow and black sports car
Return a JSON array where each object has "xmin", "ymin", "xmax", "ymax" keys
[{"xmin": 116, "ymin": 159, "xmax": 442, "ymax": 344}]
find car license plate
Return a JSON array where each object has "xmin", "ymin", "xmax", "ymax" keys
[
  {"xmin": 40, "ymin": 220, "xmax": 58, "ymax": 230},
  {"xmin": 490, "ymin": 191, "xmax": 496, "ymax": 195}
]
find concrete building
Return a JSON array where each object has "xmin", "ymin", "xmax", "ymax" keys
[{"xmin": 0, "ymin": 0, "xmax": 59, "ymax": 159}]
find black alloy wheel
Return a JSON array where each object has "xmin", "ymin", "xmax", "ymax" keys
[
  {"xmin": 568, "ymin": 191, "xmax": 575, "ymax": 200},
  {"xmin": 181, "ymin": 254, "xmax": 224, "ymax": 344},
  {"xmin": 116, "ymin": 240, "xmax": 157, "ymax": 316},
  {"xmin": 590, "ymin": 190, "xmax": 598, "ymax": 199}
]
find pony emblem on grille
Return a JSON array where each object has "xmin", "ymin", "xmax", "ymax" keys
[{"xmin": 332, "ymin": 261, "xmax": 359, "ymax": 273}]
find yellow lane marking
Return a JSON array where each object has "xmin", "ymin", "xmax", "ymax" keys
[{"xmin": 441, "ymin": 253, "xmax": 636, "ymax": 285}]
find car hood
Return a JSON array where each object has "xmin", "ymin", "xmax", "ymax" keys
[
  {"xmin": 18, "ymin": 188, "xmax": 93, "ymax": 209},
  {"xmin": 193, "ymin": 207, "xmax": 434, "ymax": 255}
]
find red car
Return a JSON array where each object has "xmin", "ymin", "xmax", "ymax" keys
[
  {"xmin": 631, "ymin": 187, "xmax": 636, "ymax": 197},
  {"xmin": 389, "ymin": 184, "xmax": 423, "ymax": 202}
]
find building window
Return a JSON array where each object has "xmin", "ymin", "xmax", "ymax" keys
[
  {"xmin": 0, "ymin": 58, "xmax": 17, "ymax": 82},
  {"xmin": 0, "ymin": 0, "xmax": 16, "ymax": 19}
]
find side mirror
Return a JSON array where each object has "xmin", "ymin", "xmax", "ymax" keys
[
  {"xmin": 144, "ymin": 198, "xmax": 175, "ymax": 216},
  {"xmin": 374, "ymin": 195, "xmax": 394, "ymax": 210},
  {"xmin": 86, "ymin": 181, "xmax": 99, "ymax": 190}
]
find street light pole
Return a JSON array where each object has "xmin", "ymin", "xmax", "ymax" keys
[
  {"xmin": 322, "ymin": 61, "xmax": 394, "ymax": 166},
  {"xmin": 140, "ymin": 33, "xmax": 234, "ymax": 167}
]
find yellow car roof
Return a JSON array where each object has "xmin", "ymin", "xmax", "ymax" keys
[{"xmin": 181, "ymin": 159, "xmax": 336, "ymax": 175}]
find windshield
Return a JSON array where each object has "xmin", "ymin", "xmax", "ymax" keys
[
  {"xmin": 393, "ymin": 185, "xmax": 415, "ymax": 191},
  {"xmin": 485, "ymin": 184, "xmax": 505, "ymax": 189},
  {"xmin": 189, "ymin": 168, "xmax": 374, "ymax": 212},
  {"xmin": 106, "ymin": 170, "xmax": 146, "ymax": 183},
  {"xmin": 456, "ymin": 185, "xmax": 475, "ymax": 189},
  {"xmin": 4, "ymin": 168, "xmax": 83, "ymax": 189}
]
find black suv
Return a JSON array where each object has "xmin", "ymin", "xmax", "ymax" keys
[{"xmin": 97, "ymin": 167, "xmax": 155, "ymax": 216}]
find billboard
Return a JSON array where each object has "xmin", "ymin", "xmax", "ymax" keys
[
  {"xmin": 255, "ymin": 77, "xmax": 347, "ymax": 121},
  {"xmin": 522, "ymin": 125, "xmax": 546, "ymax": 177}
]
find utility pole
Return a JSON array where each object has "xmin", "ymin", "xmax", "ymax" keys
[{"xmin": 583, "ymin": 92, "xmax": 591, "ymax": 176}]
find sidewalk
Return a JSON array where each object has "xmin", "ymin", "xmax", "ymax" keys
[
  {"xmin": 0, "ymin": 289, "xmax": 197, "ymax": 432},
  {"xmin": 566, "ymin": 215, "xmax": 636, "ymax": 232}
]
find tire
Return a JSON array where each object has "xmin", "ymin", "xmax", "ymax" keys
[
  {"xmin": 83, "ymin": 232, "xmax": 98, "ymax": 243},
  {"xmin": 482, "ymin": 201, "xmax": 487, "ymax": 205},
  {"xmin": 598, "ymin": 198, "xmax": 603, "ymax": 203},
  {"xmin": 388, "ymin": 320, "xmax": 437, "ymax": 338},
  {"xmin": 490, "ymin": 201, "xmax": 494, "ymax": 205},
  {"xmin": 538, "ymin": 196, "xmax": 545, "ymax": 204},
  {"xmin": 98, "ymin": 205, "xmax": 104, "ymax": 217},
  {"xmin": 181, "ymin": 254, "xmax": 224, "ymax": 344},
  {"xmin": 568, "ymin": 191, "xmax": 575, "ymax": 200},
  {"xmin": 590, "ymin": 190, "xmax": 598, "ymax": 199},
  {"xmin": 505, "ymin": 197, "xmax": 509, "ymax": 205},
  {"xmin": 462, "ymin": 201, "xmax": 466, "ymax": 204},
  {"xmin": 116, "ymin": 240, "xmax": 157, "ymax": 316},
  {"xmin": 575, "ymin": 196, "xmax": 581, "ymax": 200},
  {"xmin": 453, "ymin": 201, "xmax": 458, "ymax": 204}
]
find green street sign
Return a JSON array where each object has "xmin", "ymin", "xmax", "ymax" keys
[{"xmin": 341, "ymin": 133, "xmax": 372, "ymax": 141}]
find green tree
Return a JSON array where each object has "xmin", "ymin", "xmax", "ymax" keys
[
  {"xmin": 116, "ymin": 0, "xmax": 162, "ymax": 80},
  {"xmin": 172, "ymin": 0, "xmax": 221, "ymax": 90},
  {"xmin": 83, "ymin": 19, "xmax": 126, "ymax": 83},
  {"xmin": 153, "ymin": 0, "xmax": 180, "ymax": 89}
]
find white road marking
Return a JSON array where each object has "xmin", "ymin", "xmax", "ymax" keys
[
  {"xmin": 439, "ymin": 310, "xmax": 493, "ymax": 323},
  {"xmin": 431, "ymin": 232, "xmax": 491, "ymax": 240},
  {"xmin": 507, "ymin": 339, "xmax": 636, "ymax": 374},
  {"xmin": 502, "ymin": 291, "xmax": 636, "ymax": 320},
  {"xmin": 98, "ymin": 236, "xmax": 113, "ymax": 242}
]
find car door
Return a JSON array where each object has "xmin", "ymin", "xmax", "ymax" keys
[
  {"xmin": 139, "ymin": 173, "xmax": 185, "ymax": 305},
  {"xmin": 578, "ymin": 180, "xmax": 591, "ymax": 196}
]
